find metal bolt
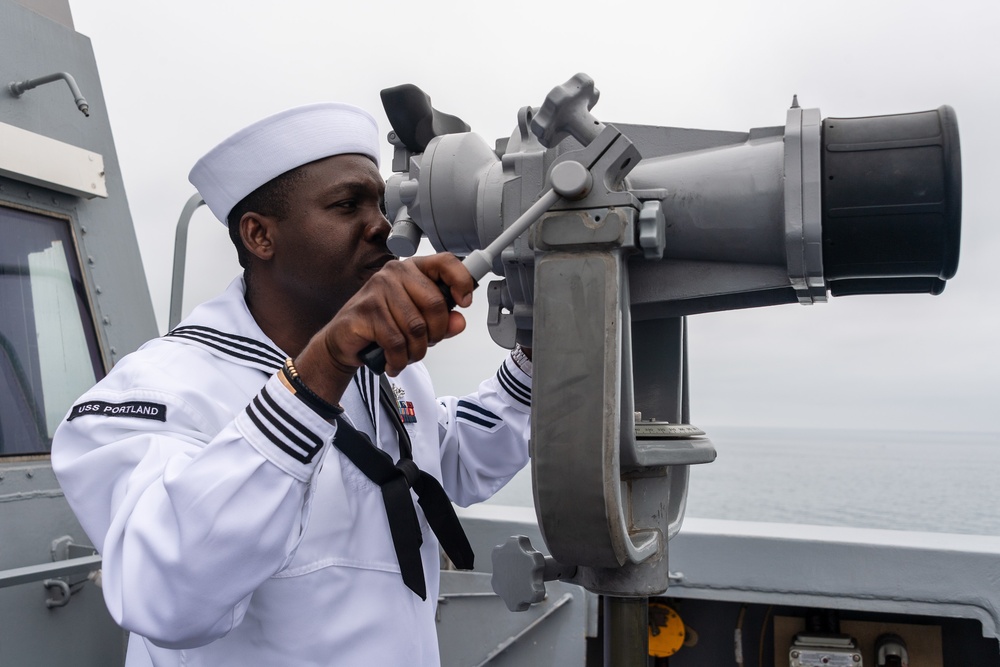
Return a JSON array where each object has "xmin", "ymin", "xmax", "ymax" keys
[
  {"xmin": 25, "ymin": 470, "xmax": 34, "ymax": 479},
  {"xmin": 102, "ymin": 316, "xmax": 110, "ymax": 325},
  {"xmin": 791, "ymin": 650, "xmax": 800, "ymax": 659},
  {"xmin": 853, "ymin": 655, "xmax": 861, "ymax": 663}
]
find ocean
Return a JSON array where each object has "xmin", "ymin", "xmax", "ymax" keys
[{"xmin": 485, "ymin": 426, "xmax": 1000, "ymax": 536}]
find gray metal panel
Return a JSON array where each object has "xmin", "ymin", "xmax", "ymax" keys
[
  {"xmin": 0, "ymin": 577, "xmax": 125, "ymax": 665},
  {"xmin": 451, "ymin": 506, "xmax": 599, "ymax": 664},
  {"xmin": 667, "ymin": 518, "xmax": 1000, "ymax": 642},
  {"xmin": 12, "ymin": 0, "xmax": 72, "ymax": 29},
  {"xmin": 1, "ymin": 0, "xmax": 158, "ymax": 368},
  {"xmin": 437, "ymin": 571, "xmax": 591, "ymax": 667},
  {"xmin": 1, "ymin": 4, "xmax": 153, "ymax": 665},
  {"xmin": 458, "ymin": 505, "xmax": 1000, "ymax": 651},
  {"xmin": 0, "ymin": 460, "xmax": 125, "ymax": 665}
]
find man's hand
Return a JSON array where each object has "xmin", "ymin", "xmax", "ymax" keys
[{"xmin": 293, "ymin": 253, "xmax": 474, "ymax": 405}]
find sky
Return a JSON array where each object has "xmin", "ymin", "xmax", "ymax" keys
[{"xmin": 68, "ymin": 0, "xmax": 998, "ymax": 433}]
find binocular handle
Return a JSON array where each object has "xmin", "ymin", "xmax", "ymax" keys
[
  {"xmin": 358, "ymin": 279, "xmax": 462, "ymax": 375},
  {"xmin": 359, "ymin": 160, "xmax": 593, "ymax": 375},
  {"xmin": 359, "ymin": 185, "xmax": 568, "ymax": 375}
]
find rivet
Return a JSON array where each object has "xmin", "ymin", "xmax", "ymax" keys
[
  {"xmin": 103, "ymin": 316, "xmax": 110, "ymax": 325},
  {"xmin": 95, "ymin": 286, "xmax": 102, "ymax": 294},
  {"xmin": 87, "ymin": 256, "xmax": 95, "ymax": 265},
  {"xmin": 25, "ymin": 470, "xmax": 34, "ymax": 479}
]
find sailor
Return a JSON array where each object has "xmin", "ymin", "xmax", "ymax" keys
[{"xmin": 52, "ymin": 102, "xmax": 532, "ymax": 666}]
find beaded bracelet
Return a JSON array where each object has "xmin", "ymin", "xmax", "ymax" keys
[{"xmin": 279, "ymin": 358, "xmax": 344, "ymax": 420}]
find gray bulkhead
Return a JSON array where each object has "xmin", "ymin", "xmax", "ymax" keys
[{"xmin": 1, "ymin": 1, "xmax": 156, "ymax": 664}]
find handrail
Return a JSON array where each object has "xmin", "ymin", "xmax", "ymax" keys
[
  {"xmin": 0, "ymin": 554, "xmax": 101, "ymax": 589},
  {"xmin": 168, "ymin": 194, "xmax": 206, "ymax": 330}
]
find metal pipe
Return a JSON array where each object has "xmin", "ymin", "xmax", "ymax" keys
[
  {"xmin": 604, "ymin": 596, "xmax": 649, "ymax": 666},
  {"xmin": 361, "ymin": 186, "xmax": 561, "ymax": 373},
  {"xmin": 0, "ymin": 554, "xmax": 102, "ymax": 589},
  {"xmin": 461, "ymin": 187, "xmax": 559, "ymax": 283},
  {"xmin": 168, "ymin": 194, "xmax": 206, "ymax": 330},
  {"xmin": 8, "ymin": 71, "xmax": 90, "ymax": 116}
]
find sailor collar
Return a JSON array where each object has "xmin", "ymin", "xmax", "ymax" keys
[
  {"xmin": 163, "ymin": 277, "xmax": 409, "ymax": 434},
  {"xmin": 163, "ymin": 276, "xmax": 286, "ymax": 375}
]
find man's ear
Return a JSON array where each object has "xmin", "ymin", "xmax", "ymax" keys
[{"xmin": 240, "ymin": 212, "xmax": 277, "ymax": 261}]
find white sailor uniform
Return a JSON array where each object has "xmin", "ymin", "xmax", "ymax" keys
[{"xmin": 52, "ymin": 276, "xmax": 531, "ymax": 667}]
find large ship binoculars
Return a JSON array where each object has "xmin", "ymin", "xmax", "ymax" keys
[{"xmin": 378, "ymin": 74, "xmax": 961, "ymax": 599}]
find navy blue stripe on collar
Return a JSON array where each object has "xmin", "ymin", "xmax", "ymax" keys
[
  {"xmin": 352, "ymin": 367, "xmax": 378, "ymax": 428},
  {"xmin": 166, "ymin": 325, "xmax": 285, "ymax": 372}
]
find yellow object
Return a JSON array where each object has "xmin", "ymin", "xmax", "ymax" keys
[{"xmin": 648, "ymin": 602, "xmax": 686, "ymax": 657}]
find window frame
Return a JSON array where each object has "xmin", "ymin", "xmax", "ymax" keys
[{"xmin": 0, "ymin": 200, "xmax": 106, "ymax": 457}]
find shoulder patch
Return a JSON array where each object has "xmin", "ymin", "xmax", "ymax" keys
[{"xmin": 68, "ymin": 400, "xmax": 167, "ymax": 422}]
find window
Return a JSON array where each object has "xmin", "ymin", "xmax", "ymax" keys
[{"xmin": 0, "ymin": 205, "xmax": 103, "ymax": 455}]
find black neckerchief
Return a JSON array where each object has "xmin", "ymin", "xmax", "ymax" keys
[{"xmin": 328, "ymin": 375, "xmax": 474, "ymax": 599}]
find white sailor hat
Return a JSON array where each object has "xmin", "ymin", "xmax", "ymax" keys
[{"xmin": 189, "ymin": 102, "xmax": 380, "ymax": 225}]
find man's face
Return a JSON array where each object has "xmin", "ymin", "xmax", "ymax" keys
[{"xmin": 269, "ymin": 153, "xmax": 393, "ymax": 320}]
